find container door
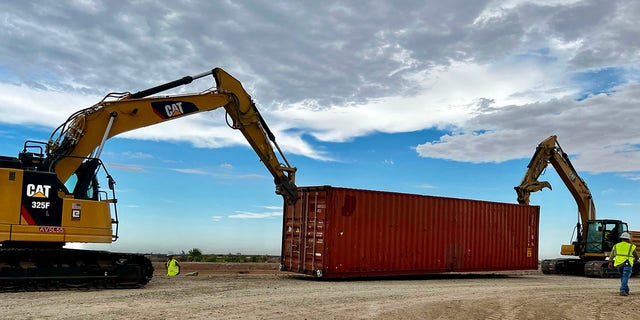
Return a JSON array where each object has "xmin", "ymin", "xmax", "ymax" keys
[{"xmin": 281, "ymin": 189, "xmax": 326, "ymax": 277}]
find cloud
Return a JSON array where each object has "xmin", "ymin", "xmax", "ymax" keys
[
  {"xmin": 108, "ymin": 163, "xmax": 146, "ymax": 172},
  {"xmin": 228, "ymin": 211, "xmax": 283, "ymax": 219},
  {"xmin": 122, "ymin": 151, "xmax": 154, "ymax": 159},
  {"xmin": 170, "ymin": 168, "xmax": 210, "ymax": 175},
  {"xmin": 269, "ymin": 58, "xmax": 573, "ymax": 146},
  {"xmin": 168, "ymin": 167, "xmax": 265, "ymax": 180},
  {"xmin": 415, "ymin": 83, "xmax": 640, "ymax": 173},
  {"xmin": 0, "ymin": 83, "xmax": 98, "ymax": 126},
  {"xmin": 615, "ymin": 203, "xmax": 635, "ymax": 207},
  {"xmin": 619, "ymin": 173, "xmax": 640, "ymax": 181},
  {"xmin": 2, "ymin": 1, "xmax": 640, "ymax": 173}
]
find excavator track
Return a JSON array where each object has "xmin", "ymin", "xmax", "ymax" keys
[
  {"xmin": 583, "ymin": 260, "xmax": 619, "ymax": 278},
  {"xmin": 0, "ymin": 248, "xmax": 154, "ymax": 291},
  {"xmin": 542, "ymin": 258, "xmax": 624, "ymax": 278},
  {"xmin": 541, "ymin": 258, "xmax": 585, "ymax": 275}
]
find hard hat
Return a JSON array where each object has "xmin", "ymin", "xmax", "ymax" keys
[{"xmin": 620, "ymin": 232, "xmax": 631, "ymax": 240}]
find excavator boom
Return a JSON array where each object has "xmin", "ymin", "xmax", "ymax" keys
[{"xmin": 46, "ymin": 68, "xmax": 297, "ymax": 203}]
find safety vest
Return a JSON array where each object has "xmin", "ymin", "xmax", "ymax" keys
[
  {"xmin": 613, "ymin": 242, "xmax": 637, "ymax": 267},
  {"xmin": 166, "ymin": 258, "xmax": 180, "ymax": 276}
]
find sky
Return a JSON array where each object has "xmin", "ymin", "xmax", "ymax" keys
[{"xmin": 1, "ymin": 0, "xmax": 640, "ymax": 259}]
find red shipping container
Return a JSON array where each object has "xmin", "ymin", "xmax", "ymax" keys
[{"xmin": 280, "ymin": 186, "xmax": 539, "ymax": 278}]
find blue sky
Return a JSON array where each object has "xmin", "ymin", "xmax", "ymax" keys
[{"xmin": 2, "ymin": 1, "xmax": 640, "ymax": 259}]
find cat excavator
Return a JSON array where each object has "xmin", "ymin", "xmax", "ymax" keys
[
  {"xmin": 0, "ymin": 67, "xmax": 297, "ymax": 290},
  {"xmin": 515, "ymin": 135, "xmax": 637, "ymax": 277}
]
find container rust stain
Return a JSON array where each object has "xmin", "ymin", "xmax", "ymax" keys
[{"xmin": 280, "ymin": 186, "xmax": 540, "ymax": 278}]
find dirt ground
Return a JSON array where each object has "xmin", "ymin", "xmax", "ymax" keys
[{"xmin": 1, "ymin": 262, "xmax": 640, "ymax": 320}]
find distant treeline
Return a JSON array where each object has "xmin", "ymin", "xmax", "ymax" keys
[{"xmin": 148, "ymin": 249, "xmax": 279, "ymax": 263}]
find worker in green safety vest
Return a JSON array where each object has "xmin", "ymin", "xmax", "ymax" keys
[
  {"xmin": 608, "ymin": 232, "xmax": 639, "ymax": 296},
  {"xmin": 165, "ymin": 254, "xmax": 181, "ymax": 277}
]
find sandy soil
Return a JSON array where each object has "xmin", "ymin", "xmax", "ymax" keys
[{"xmin": 1, "ymin": 262, "xmax": 639, "ymax": 320}]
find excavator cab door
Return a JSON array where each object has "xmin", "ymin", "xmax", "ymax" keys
[{"xmin": 585, "ymin": 221, "xmax": 604, "ymax": 253}]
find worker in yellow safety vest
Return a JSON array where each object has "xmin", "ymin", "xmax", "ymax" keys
[
  {"xmin": 165, "ymin": 254, "xmax": 181, "ymax": 277},
  {"xmin": 608, "ymin": 232, "xmax": 639, "ymax": 296}
]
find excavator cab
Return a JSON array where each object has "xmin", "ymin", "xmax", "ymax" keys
[
  {"xmin": 585, "ymin": 220, "xmax": 627, "ymax": 253},
  {"xmin": 559, "ymin": 219, "xmax": 628, "ymax": 256}
]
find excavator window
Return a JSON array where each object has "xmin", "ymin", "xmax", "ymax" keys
[
  {"xmin": 603, "ymin": 222, "xmax": 624, "ymax": 251},
  {"xmin": 64, "ymin": 159, "xmax": 101, "ymax": 201}
]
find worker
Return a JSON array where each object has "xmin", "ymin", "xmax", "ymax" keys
[
  {"xmin": 165, "ymin": 254, "xmax": 181, "ymax": 277},
  {"xmin": 605, "ymin": 225, "xmax": 620, "ymax": 251},
  {"xmin": 608, "ymin": 232, "xmax": 638, "ymax": 296}
]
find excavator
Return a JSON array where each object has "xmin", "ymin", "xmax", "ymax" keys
[
  {"xmin": 515, "ymin": 135, "xmax": 637, "ymax": 277},
  {"xmin": 0, "ymin": 67, "xmax": 297, "ymax": 290}
]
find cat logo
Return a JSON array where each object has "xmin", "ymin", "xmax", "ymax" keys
[
  {"xmin": 165, "ymin": 102, "xmax": 184, "ymax": 117},
  {"xmin": 151, "ymin": 101, "xmax": 199, "ymax": 119},
  {"xmin": 26, "ymin": 184, "xmax": 51, "ymax": 198}
]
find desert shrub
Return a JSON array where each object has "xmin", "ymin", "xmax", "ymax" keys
[{"xmin": 188, "ymin": 248, "xmax": 203, "ymax": 262}]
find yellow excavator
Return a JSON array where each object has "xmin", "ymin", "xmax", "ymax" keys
[
  {"xmin": 0, "ymin": 67, "xmax": 297, "ymax": 289},
  {"xmin": 516, "ymin": 135, "xmax": 637, "ymax": 277}
]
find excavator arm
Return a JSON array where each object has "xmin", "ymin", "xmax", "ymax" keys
[
  {"xmin": 515, "ymin": 135, "xmax": 595, "ymax": 228},
  {"xmin": 44, "ymin": 68, "xmax": 297, "ymax": 203}
]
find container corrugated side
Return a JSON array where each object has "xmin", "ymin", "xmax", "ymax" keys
[{"xmin": 280, "ymin": 186, "xmax": 539, "ymax": 278}]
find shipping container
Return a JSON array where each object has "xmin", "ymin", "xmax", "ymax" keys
[{"xmin": 280, "ymin": 186, "xmax": 539, "ymax": 278}]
